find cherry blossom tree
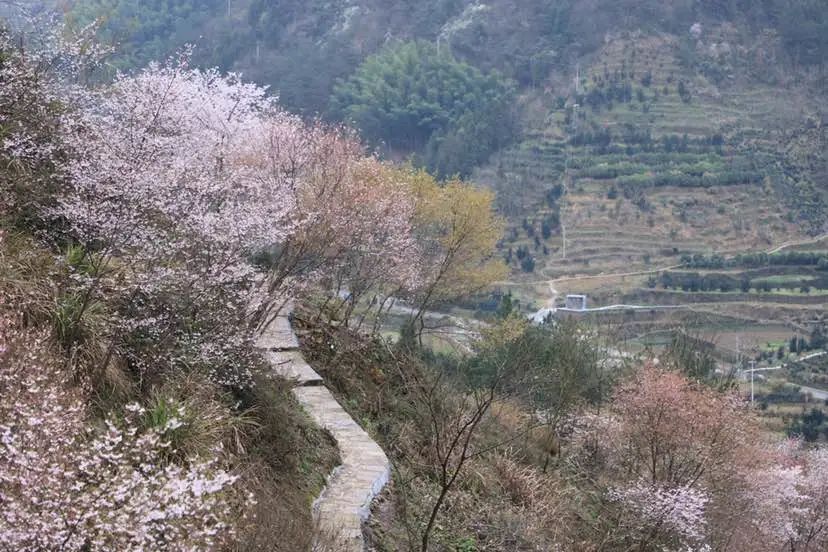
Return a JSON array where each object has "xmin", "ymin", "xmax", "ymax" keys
[
  {"xmin": 302, "ymin": 159, "xmax": 421, "ymax": 327},
  {"xmin": 743, "ymin": 442, "xmax": 828, "ymax": 551},
  {"xmin": 56, "ymin": 55, "xmax": 305, "ymax": 384},
  {"xmin": 570, "ymin": 365, "xmax": 828, "ymax": 551},
  {"xmin": 0, "ymin": 318, "xmax": 245, "ymax": 551},
  {"xmin": 60, "ymin": 53, "xmax": 299, "ymax": 282},
  {"xmin": 570, "ymin": 365, "xmax": 764, "ymax": 549},
  {"xmin": 608, "ymin": 365, "xmax": 761, "ymax": 488},
  {"xmin": 250, "ymin": 136, "xmax": 423, "ymax": 331},
  {"xmin": 55, "ymin": 53, "xmax": 429, "ymax": 376}
]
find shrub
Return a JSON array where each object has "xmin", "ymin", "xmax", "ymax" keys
[{"xmin": 0, "ymin": 323, "xmax": 246, "ymax": 550}]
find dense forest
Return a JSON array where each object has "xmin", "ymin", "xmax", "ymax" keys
[{"xmin": 62, "ymin": 0, "xmax": 828, "ymax": 112}]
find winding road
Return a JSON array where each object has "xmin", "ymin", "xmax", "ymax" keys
[
  {"xmin": 769, "ymin": 351, "xmax": 828, "ymax": 401},
  {"xmin": 496, "ymin": 232, "xmax": 828, "ymax": 312},
  {"xmin": 799, "ymin": 384, "xmax": 828, "ymax": 401},
  {"xmin": 765, "ymin": 233, "xmax": 828, "ymax": 254}
]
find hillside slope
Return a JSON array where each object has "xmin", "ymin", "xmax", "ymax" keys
[
  {"xmin": 64, "ymin": 0, "xmax": 827, "ymax": 221},
  {"xmin": 58, "ymin": 0, "xmax": 828, "ymax": 335}
]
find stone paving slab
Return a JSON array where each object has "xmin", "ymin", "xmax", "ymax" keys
[
  {"xmin": 264, "ymin": 350, "xmax": 323, "ymax": 385},
  {"xmin": 257, "ymin": 306, "xmax": 391, "ymax": 552},
  {"xmin": 256, "ymin": 315, "xmax": 299, "ymax": 350},
  {"xmin": 294, "ymin": 385, "xmax": 391, "ymax": 552}
]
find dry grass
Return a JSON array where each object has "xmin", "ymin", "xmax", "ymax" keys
[
  {"xmin": 147, "ymin": 371, "xmax": 259, "ymax": 460},
  {"xmin": 0, "ymin": 231, "xmax": 61, "ymax": 325},
  {"xmin": 229, "ymin": 374, "xmax": 340, "ymax": 552},
  {"xmin": 0, "ymin": 232, "xmax": 137, "ymax": 405},
  {"xmin": 1, "ymin": 228, "xmax": 341, "ymax": 551},
  {"xmin": 296, "ymin": 310, "xmax": 592, "ymax": 551}
]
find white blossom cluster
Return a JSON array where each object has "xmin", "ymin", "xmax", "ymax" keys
[
  {"xmin": 0, "ymin": 323, "xmax": 244, "ymax": 550},
  {"xmin": 609, "ymin": 481, "xmax": 710, "ymax": 543},
  {"xmin": 744, "ymin": 443, "xmax": 828, "ymax": 548}
]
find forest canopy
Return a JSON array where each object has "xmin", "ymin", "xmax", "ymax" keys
[
  {"xmin": 330, "ymin": 41, "xmax": 517, "ymax": 177},
  {"xmin": 66, "ymin": 0, "xmax": 222, "ymax": 69}
]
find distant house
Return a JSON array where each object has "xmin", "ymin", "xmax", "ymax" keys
[{"xmin": 565, "ymin": 294, "xmax": 587, "ymax": 310}]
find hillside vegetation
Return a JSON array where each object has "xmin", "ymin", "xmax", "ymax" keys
[
  {"xmin": 2, "ymin": 3, "xmax": 828, "ymax": 552},
  {"xmin": 0, "ymin": 21, "xmax": 504, "ymax": 549},
  {"xmin": 64, "ymin": 1, "xmax": 828, "ymax": 108},
  {"xmin": 61, "ymin": 0, "xmax": 828, "ymax": 277},
  {"xmin": 294, "ymin": 306, "xmax": 828, "ymax": 551}
]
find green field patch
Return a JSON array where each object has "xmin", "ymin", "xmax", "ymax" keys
[
  {"xmin": 752, "ymin": 274, "xmax": 817, "ymax": 285},
  {"xmin": 761, "ymin": 288, "xmax": 828, "ymax": 296}
]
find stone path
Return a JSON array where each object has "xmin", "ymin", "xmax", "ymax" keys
[
  {"xmin": 256, "ymin": 305, "xmax": 390, "ymax": 552},
  {"xmin": 264, "ymin": 349, "xmax": 323, "ymax": 385}
]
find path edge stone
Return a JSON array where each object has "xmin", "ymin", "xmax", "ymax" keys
[{"xmin": 256, "ymin": 305, "xmax": 391, "ymax": 551}]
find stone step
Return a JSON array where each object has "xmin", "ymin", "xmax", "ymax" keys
[
  {"xmin": 256, "ymin": 315, "xmax": 299, "ymax": 350},
  {"xmin": 258, "ymin": 305, "xmax": 391, "ymax": 551},
  {"xmin": 294, "ymin": 385, "xmax": 391, "ymax": 549},
  {"xmin": 263, "ymin": 349, "xmax": 323, "ymax": 385}
]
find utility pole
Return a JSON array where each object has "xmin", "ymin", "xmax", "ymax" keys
[
  {"xmin": 574, "ymin": 62, "xmax": 581, "ymax": 95},
  {"xmin": 561, "ymin": 103, "xmax": 578, "ymax": 261},
  {"xmin": 562, "ymin": 140, "xmax": 569, "ymax": 260},
  {"xmin": 744, "ymin": 361, "xmax": 783, "ymax": 405}
]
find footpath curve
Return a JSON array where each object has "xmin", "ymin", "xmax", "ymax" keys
[{"xmin": 256, "ymin": 303, "xmax": 390, "ymax": 551}]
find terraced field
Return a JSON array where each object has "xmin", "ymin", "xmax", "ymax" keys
[
  {"xmin": 479, "ymin": 33, "xmax": 817, "ymax": 280},
  {"xmin": 480, "ymin": 140, "xmax": 801, "ymax": 282},
  {"xmin": 476, "ymin": 34, "xmax": 826, "ymax": 365}
]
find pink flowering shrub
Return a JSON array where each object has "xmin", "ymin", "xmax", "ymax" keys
[
  {"xmin": 742, "ymin": 443, "xmax": 828, "ymax": 550},
  {"xmin": 0, "ymin": 321, "xmax": 244, "ymax": 550},
  {"xmin": 283, "ymin": 157, "xmax": 421, "ymax": 323},
  {"xmin": 570, "ymin": 365, "xmax": 828, "ymax": 551},
  {"xmin": 250, "ymin": 132, "xmax": 424, "ymax": 329}
]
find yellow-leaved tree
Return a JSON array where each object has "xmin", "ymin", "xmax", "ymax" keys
[{"xmin": 403, "ymin": 168, "xmax": 506, "ymax": 336}]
